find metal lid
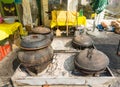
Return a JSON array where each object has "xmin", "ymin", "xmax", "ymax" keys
[
  {"xmin": 20, "ymin": 34, "xmax": 51, "ymax": 50},
  {"xmin": 72, "ymin": 34, "xmax": 93, "ymax": 47},
  {"xmin": 75, "ymin": 49, "xmax": 109, "ymax": 71},
  {"xmin": 32, "ymin": 26, "xmax": 51, "ymax": 34}
]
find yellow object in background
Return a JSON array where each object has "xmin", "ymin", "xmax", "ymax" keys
[
  {"xmin": 0, "ymin": 22, "xmax": 27, "ymax": 41},
  {"xmin": 90, "ymin": 13, "xmax": 96, "ymax": 19},
  {"xmin": 50, "ymin": 11, "xmax": 86, "ymax": 28}
]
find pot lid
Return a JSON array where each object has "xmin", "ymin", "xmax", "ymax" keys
[
  {"xmin": 75, "ymin": 49, "xmax": 109, "ymax": 71},
  {"xmin": 20, "ymin": 34, "xmax": 51, "ymax": 50},
  {"xmin": 72, "ymin": 34, "xmax": 93, "ymax": 47},
  {"xmin": 32, "ymin": 26, "xmax": 51, "ymax": 34}
]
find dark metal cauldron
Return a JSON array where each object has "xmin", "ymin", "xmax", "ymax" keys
[
  {"xmin": 74, "ymin": 48, "xmax": 109, "ymax": 75},
  {"xmin": 32, "ymin": 26, "xmax": 54, "ymax": 40},
  {"xmin": 18, "ymin": 46, "xmax": 53, "ymax": 74},
  {"xmin": 20, "ymin": 34, "xmax": 51, "ymax": 50},
  {"xmin": 72, "ymin": 34, "xmax": 93, "ymax": 49}
]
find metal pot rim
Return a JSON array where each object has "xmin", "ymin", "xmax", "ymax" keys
[
  {"xmin": 74, "ymin": 57, "xmax": 107, "ymax": 71},
  {"xmin": 72, "ymin": 40, "xmax": 93, "ymax": 47},
  {"xmin": 20, "ymin": 44, "xmax": 49, "ymax": 50},
  {"xmin": 20, "ymin": 34, "xmax": 51, "ymax": 49}
]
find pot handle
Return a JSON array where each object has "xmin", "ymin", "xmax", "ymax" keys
[{"xmin": 87, "ymin": 48, "xmax": 93, "ymax": 60}]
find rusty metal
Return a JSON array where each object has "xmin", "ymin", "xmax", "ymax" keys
[
  {"xmin": 18, "ymin": 46, "xmax": 53, "ymax": 74},
  {"xmin": 74, "ymin": 48, "xmax": 109, "ymax": 75},
  {"xmin": 72, "ymin": 34, "xmax": 93, "ymax": 49},
  {"xmin": 20, "ymin": 34, "xmax": 51, "ymax": 50}
]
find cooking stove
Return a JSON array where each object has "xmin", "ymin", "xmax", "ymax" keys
[
  {"xmin": 11, "ymin": 37, "xmax": 115, "ymax": 86},
  {"xmin": 19, "ymin": 53, "xmax": 113, "ymax": 77}
]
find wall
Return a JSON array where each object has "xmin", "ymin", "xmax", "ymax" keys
[{"xmin": 41, "ymin": 0, "xmax": 50, "ymax": 27}]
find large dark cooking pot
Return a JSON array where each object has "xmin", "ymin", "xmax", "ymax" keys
[
  {"xmin": 18, "ymin": 46, "xmax": 53, "ymax": 74},
  {"xmin": 32, "ymin": 26, "xmax": 54, "ymax": 40},
  {"xmin": 20, "ymin": 34, "xmax": 51, "ymax": 50},
  {"xmin": 74, "ymin": 48, "xmax": 109, "ymax": 74},
  {"xmin": 72, "ymin": 34, "xmax": 93, "ymax": 49}
]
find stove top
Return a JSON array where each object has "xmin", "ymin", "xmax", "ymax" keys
[
  {"xmin": 19, "ymin": 53, "xmax": 113, "ymax": 77},
  {"xmin": 11, "ymin": 37, "xmax": 115, "ymax": 86}
]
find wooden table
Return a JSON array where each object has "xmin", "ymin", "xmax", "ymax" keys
[{"xmin": 50, "ymin": 11, "xmax": 86, "ymax": 36}]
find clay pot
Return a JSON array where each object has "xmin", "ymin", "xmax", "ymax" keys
[
  {"xmin": 18, "ymin": 34, "xmax": 53, "ymax": 75},
  {"xmin": 18, "ymin": 46, "xmax": 53, "ymax": 74},
  {"xmin": 74, "ymin": 49, "xmax": 109, "ymax": 75},
  {"xmin": 72, "ymin": 34, "xmax": 93, "ymax": 49}
]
